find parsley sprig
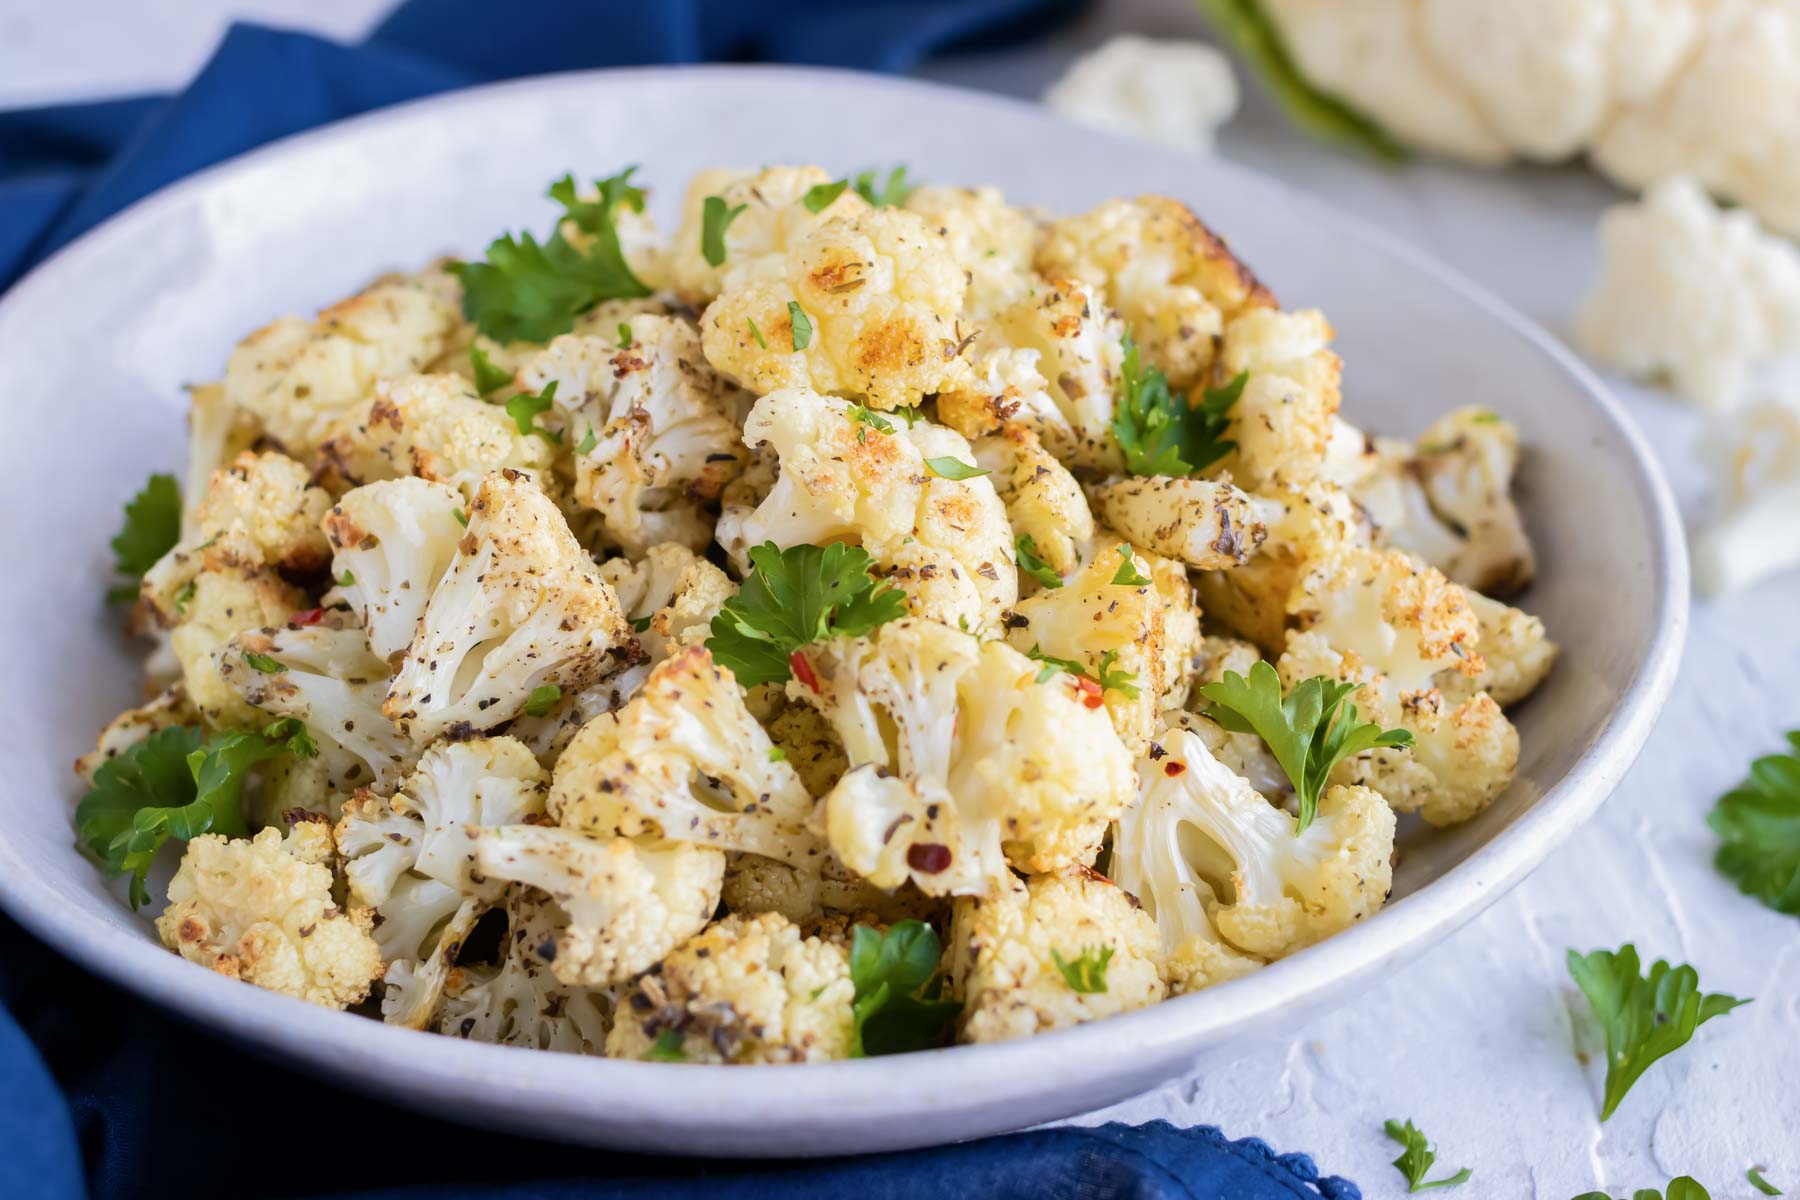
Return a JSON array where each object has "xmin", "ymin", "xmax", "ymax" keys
[
  {"xmin": 645, "ymin": 1029, "xmax": 688, "ymax": 1062},
  {"xmin": 522, "ymin": 684, "xmax": 562, "ymax": 718},
  {"xmin": 1567, "ymin": 944, "xmax": 1748, "ymax": 1120},
  {"xmin": 469, "ymin": 345, "xmax": 512, "ymax": 396},
  {"xmin": 1015, "ymin": 534, "xmax": 1063, "ymax": 589},
  {"xmin": 1052, "ymin": 946, "xmax": 1113, "ymax": 994},
  {"xmin": 1027, "ymin": 645, "xmax": 1139, "ymax": 699},
  {"xmin": 1573, "ymin": 1179, "xmax": 1712, "ymax": 1200},
  {"xmin": 1383, "ymin": 1119, "xmax": 1472, "ymax": 1192},
  {"xmin": 1110, "ymin": 544, "xmax": 1151, "ymax": 586},
  {"xmin": 505, "ymin": 381, "xmax": 561, "ymax": 442},
  {"xmin": 74, "ymin": 720, "xmax": 317, "ymax": 908},
  {"xmin": 1197, "ymin": 661, "xmax": 1411, "ymax": 833},
  {"xmin": 849, "ymin": 921, "xmax": 959, "ymax": 1056},
  {"xmin": 1111, "ymin": 331, "xmax": 1243, "ymax": 477},
  {"xmin": 700, "ymin": 194, "xmax": 746, "ymax": 267},
  {"xmin": 450, "ymin": 169, "xmax": 653, "ymax": 344},
  {"xmin": 107, "ymin": 474, "xmax": 181, "ymax": 605},
  {"xmin": 705, "ymin": 542, "xmax": 907, "ymax": 688},
  {"xmin": 851, "ymin": 165, "xmax": 915, "ymax": 208},
  {"xmin": 1708, "ymin": 731, "xmax": 1800, "ymax": 915}
]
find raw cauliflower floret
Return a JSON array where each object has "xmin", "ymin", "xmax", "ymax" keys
[
  {"xmin": 1089, "ymin": 477, "xmax": 1267, "ymax": 571},
  {"xmin": 1578, "ymin": 176, "xmax": 1800, "ymax": 411},
  {"xmin": 669, "ymin": 165, "xmax": 869, "ymax": 305},
  {"xmin": 516, "ymin": 318, "xmax": 748, "ymax": 553},
  {"xmin": 470, "ymin": 824, "xmax": 724, "ymax": 988},
  {"xmin": 164, "ymin": 540, "xmax": 305, "ymax": 727},
  {"xmin": 322, "ymin": 477, "xmax": 465, "ymax": 663},
  {"xmin": 156, "ymin": 823, "xmax": 382, "ymax": 1009},
  {"xmin": 314, "ymin": 372, "xmax": 554, "ymax": 498},
  {"xmin": 596, "ymin": 542, "xmax": 735, "ymax": 667},
  {"xmin": 948, "ymin": 870, "xmax": 1166, "ymax": 1044},
  {"xmin": 222, "ymin": 272, "xmax": 460, "ymax": 457},
  {"xmin": 902, "ymin": 184, "xmax": 1041, "ymax": 318},
  {"xmin": 972, "ymin": 425, "xmax": 1094, "ymax": 579},
  {"xmin": 605, "ymin": 912, "xmax": 856, "ymax": 1064},
  {"xmin": 1036, "ymin": 196, "xmax": 1273, "ymax": 391},
  {"xmin": 436, "ymin": 886, "xmax": 614, "ymax": 1053},
  {"xmin": 384, "ymin": 470, "xmax": 634, "ymax": 742},
  {"xmin": 700, "ymin": 206, "xmax": 969, "ymax": 410},
  {"xmin": 551, "ymin": 646, "xmax": 823, "ymax": 867},
  {"xmin": 1043, "ymin": 34, "xmax": 1241, "ymax": 155},
  {"xmin": 1212, "ymin": 307, "xmax": 1343, "ymax": 490},
  {"xmin": 1693, "ymin": 390, "xmax": 1800, "ymax": 596},
  {"xmin": 799, "ymin": 619, "xmax": 1136, "ymax": 896}
]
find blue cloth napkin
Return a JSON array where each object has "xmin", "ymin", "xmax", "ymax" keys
[{"xmin": 0, "ymin": 4, "xmax": 1363, "ymax": 1197}]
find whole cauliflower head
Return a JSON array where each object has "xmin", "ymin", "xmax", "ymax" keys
[
  {"xmin": 902, "ymin": 184, "xmax": 1041, "ymax": 318},
  {"xmin": 669, "ymin": 165, "xmax": 869, "ymax": 305},
  {"xmin": 156, "ymin": 822, "xmax": 383, "ymax": 1009},
  {"xmin": 605, "ymin": 912, "xmax": 856, "ymax": 1064},
  {"xmin": 948, "ymin": 870, "xmax": 1166, "ymax": 1044},
  {"xmin": 323, "ymin": 477, "xmax": 466, "ymax": 663},
  {"xmin": 700, "ymin": 206, "xmax": 970, "ymax": 410},
  {"xmin": 1089, "ymin": 477, "xmax": 1268, "ymax": 571},
  {"xmin": 972, "ymin": 426, "xmax": 1094, "ymax": 579}
]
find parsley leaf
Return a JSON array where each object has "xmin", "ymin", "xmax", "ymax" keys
[
  {"xmin": 705, "ymin": 542, "xmax": 908, "ymax": 687},
  {"xmin": 617, "ymin": 322, "xmax": 633, "ymax": 348},
  {"xmin": 74, "ymin": 720, "xmax": 314, "ymax": 908},
  {"xmin": 1028, "ymin": 644, "xmax": 1088, "ymax": 685},
  {"xmin": 787, "ymin": 301, "xmax": 813, "ymax": 350},
  {"xmin": 449, "ymin": 169, "xmax": 652, "ymax": 343},
  {"xmin": 1198, "ymin": 660, "xmax": 1412, "ymax": 833},
  {"xmin": 851, "ymin": 165, "xmax": 915, "ymax": 208},
  {"xmin": 849, "ymin": 404, "xmax": 895, "ymax": 438},
  {"xmin": 1052, "ymin": 946, "xmax": 1113, "ymax": 993},
  {"xmin": 746, "ymin": 317, "xmax": 768, "ymax": 349},
  {"xmin": 645, "ymin": 1029, "xmax": 687, "ymax": 1062},
  {"xmin": 923, "ymin": 456, "xmax": 989, "ymax": 481},
  {"xmin": 469, "ymin": 345, "xmax": 512, "ymax": 396},
  {"xmin": 1567, "ymin": 944, "xmax": 1748, "ymax": 1120},
  {"xmin": 453, "ymin": 507, "xmax": 468, "ymax": 528},
  {"xmin": 1026, "ymin": 645, "xmax": 1137, "ymax": 698},
  {"xmin": 701, "ymin": 194, "xmax": 747, "ymax": 267},
  {"xmin": 1015, "ymin": 534, "xmax": 1063, "ymax": 589},
  {"xmin": 523, "ymin": 684, "xmax": 562, "ymax": 718},
  {"xmin": 1574, "ymin": 1180, "xmax": 1713, "ymax": 1200},
  {"xmin": 576, "ymin": 427, "xmax": 598, "ymax": 455},
  {"xmin": 505, "ymin": 381, "xmax": 560, "ymax": 442},
  {"xmin": 1095, "ymin": 649, "xmax": 1140, "ymax": 699},
  {"xmin": 1111, "ymin": 331, "xmax": 1242, "ymax": 477},
  {"xmin": 1708, "ymin": 731, "xmax": 1800, "ymax": 915},
  {"xmin": 802, "ymin": 179, "xmax": 850, "ymax": 213},
  {"xmin": 1383, "ymin": 1119, "xmax": 1472, "ymax": 1192},
  {"xmin": 767, "ymin": 747, "xmax": 788, "ymax": 763},
  {"xmin": 337, "ymin": 570, "xmax": 356, "ymax": 587},
  {"xmin": 1750, "ymin": 1168, "xmax": 1783, "ymax": 1196},
  {"xmin": 108, "ymin": 473, "xmax": 181, "ymax": 605},
  {"xmin": 242, "ymin": 650, "xmax": 286, "ymax": 674},
  {"xmin": 1110, "ymin": 544, "xmax": 1151, "ymax": 586},
  {"xmin": 849, "ymin": 920, "xmax": 959, "ymax": 1056}
]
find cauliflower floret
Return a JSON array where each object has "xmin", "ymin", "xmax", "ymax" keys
[
  {"xmin": 314, "ymin": 372, "xmax": 555, "ymax": 497},
  {"xmin": 718, "ymin": 851, "xmax": 927, "ymax": 927},
  {"xmin": 166, "ymin": 540, "xmax": 306, "ymax": 728},
  {"xmin": 1036, "ymin": 197, "xmax": 1273, "ymax": 391},
  {"xmin": 700, "ymin": 206, "xmax": 969, "ymax": 411},
  {"xmin": 1446, "ymin": 590, "xmax": 1557, "ymax": 709},
  {"xmin": 948, "ymin": 870, "xmax": 1166, "ymax": 1044},
  {"xmin": 595, "ymin": 542, "xmax": 735, "ymax": 667},
  {"xmin": 180, "ymin": 382, "xmax": 262, "ymax": 536},
  {"xmin": 1577, "ymin": 176, "xmax": 1800, "ymax": 411},
  {"xmin": 1213, "ymin": 307, "xmax": 1343, "ymax": 490},
  {"xmin": 156, "ymin": 823, "xmax": 383, "ymax": 1009},
  {"xmin": 1088, "ymin": 476, "xmax": 1267, "ymax": 570},
  {"xmin": 516, "ymin": 318, "xmax": 748, "ymax": 553},
  {"xmin": 800, "ymin": 619, "xmax": 1136, "ymax": 896},
  {"xmin": 604, "ymin": 912, "xmax": 856, "ymax": 1064},
  {"xmin": 902, "ymin": 184, "xmax": 1041, "ymax": 317},
  {"xmin": 893, "ymin": 418, "xmax": 1019, "ymax": 632},
  {"xmin": 75, "ymin": 688, "xmax": 198, "ymax": 784},
  {"xmin": 322, "ymin": 478, "xmax": 465, "ymax": 664},
  {"xmin": 972, "ymin": 426, "xmax": 1094, "ymax": 579},
  {"xmin": 384, "ymin": 470, "xmax": 635, "ymax": 742},
  {"xmin": 222, "ymin": 272, "xmax": 459, "ymax": 457},
  {"xmin": 551, "ymin": 646, "xmax": 823, "ymax": 867},
  {"xmin": 436, "ymin": 886, "xmax": 614, "ymax": 1053},
  {"xmin": 1693, "ymin": 390, "xmax": 1800, "ymax": 595},
  {"xmin": 470, "ymin": 824, "xmax": 724, "ymax": 988},
  {"xmin": 1287, "ymin": 544, "xmax": 1485, "ymax": 694},
  {"xmin": 669, "ymin": 165, "xmax": 869, "ymax": 306},
  {"xmin": 1043, "ymin": 35, "xmax": 1241, "ymax": 156}
]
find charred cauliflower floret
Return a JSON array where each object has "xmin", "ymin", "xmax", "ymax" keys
[
  {"xmin": 902, "ymin": 184, "xmax": 1041, "ymax": 318},
  {"xmin": 1210, "ymin": 307, "xmax": 1344, "ymax": 490},
  {"xmin": 221, "ymin": 272, "xmax": 459, "ymax": 457},
  {"xmin": 470, "ymin": 824, "xmax": 725, "ymax": 989},
  {"xmin": 322, "ymin": 477, "xmax": 465, "ymax": 664},
  {"xmin": 156, "ymin": 823, "xmax": 383, "ymax": 1009},
  {"xmin": 551, "ymin": 646, "xmax": 822, "ymax": 867},
  {"xmin": 1036, "ymin": 196, "xmax": 1273, "ymax": 390},
  {"xmin": 972, "ymin": 425, "xmax": 1094, "ymax": 579},
  {"xmin": 700, "ymin": 206, "xmax": 969, "ymax": 410},
  {"xmin": 314, "ymin": 372, "xmax": 554, "ymax": 498},
  {"xmin": 948, "ymin": 871, "xmax": 1166, "ymax": 1044},
  {"xmin": 384, "ymin": 470, "xmax": 634, "ymax": 742},
  {"xmin": 1089, "ymin": 476, "xmax": 1267, "ymax": 570},
  {"xmin": 516, "ymin": 317, "xmax": 748, "ymax": 553},
  {"xmin": 605, "ymin": 912, "xmax": 856, "ymax": 1064},
  {"xmin": 669, "ymin": 165, "xmax": 869, "ymax": 305}
]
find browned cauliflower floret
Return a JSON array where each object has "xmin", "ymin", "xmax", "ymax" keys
[
  {"xmin": 180, "ymin": 382, "xmax": 263, "ymax": 534},
  {"xmin": 669, "ymin": 165, "xmax": 868, "ymax": 306},
  {"xmin": 322, "ymin": 477, "xmax": 465, "ymax": 663},
  {"xmin": 948, "ymin": 871, "xmax": 1166, "ymax": 1043},
  {"xmin": 1035, "ymin": 196, "xmax": 1273, "ymax": 390},
  {"xmin": 1089, "ymin": 476, "xmax": 1268, "ymax": 570},
  {"xmin": 1212, "ymin": 308, "xmax": 1343, "ymax": 490},
  {"xmin": 156, "ymin": 823, "xmax": 383, "ymax": 1010},
  {"xmin": 1193, "ymin": 482, "xmax": 1363, "ymax": 655},
  {"xmin": 972, "ymin": 425, "xmax": 1094, "ymax": 580},
  {"xmin": 902, "ymin": 184, "xmax": 1041, "ymax": 317},
  {"xmin": 74, "ymin": 688, "xmax": 198, "ymax": 783},
  {"xmin": 167, "ymin": 539, "xmax": 306, "ymax": 728},
  {"xmin": 595, "ymin": 542, "xmax": 736, "ymax": 667},
  {"xmin": 1450, "ymin": 590, "xmax": 1557, "ymax": 708},
  {"xmin": 604, "ymin": 912, "xmax": 856, "ymax": 1064},
  {"xmin": 700, "ymin": 206, "xmax": 969, "ymax": 410}
]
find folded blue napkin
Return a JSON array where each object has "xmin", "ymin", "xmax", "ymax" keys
[{"xmin": 0, "ymin": 3, "xmax": 1363, "ymax": 1197}]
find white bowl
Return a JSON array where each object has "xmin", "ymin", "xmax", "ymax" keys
[{"xmin": 0, "ymin": 66, "xmax": 1686, "ymax": 1156}]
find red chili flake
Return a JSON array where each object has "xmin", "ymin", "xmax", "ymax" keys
[
  {"xmin": 1164, "ymin": 761, "xmax": 1187, "ymax": 777},
  {"xmin": 1075, "ymin": 675, "xmax": 1105, "ymax": 709},
  {"xmin": 288, "ymin": 607, "xmax": 326, "ymax": 627},
  {"xmin": 789, "ymin": 651, "xmax": 820, "ymax": 693},
  {"xmin": 906, "ymin": 843, "xmax": 952, "ymax": 874}
]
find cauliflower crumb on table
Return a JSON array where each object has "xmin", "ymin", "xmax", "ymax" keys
[{"xmin": 78, "ymin": 161, "xmax": 1555, "ymax": 1062}]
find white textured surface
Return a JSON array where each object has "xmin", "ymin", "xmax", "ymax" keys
[{"xmin": 5, "ymin": 0, "xmax": 1798, "ymax": 1192}]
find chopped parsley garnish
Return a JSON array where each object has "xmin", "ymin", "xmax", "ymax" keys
[
  {"xmin": 337, "ymin": 570, "xmax": 355, "ymax": 587},
  {"xmin": 242, "ymin": 650, "xmax": 286, "ymax": 674},
  {"xmin": 1052, "ymin": 946, "xmax": 1113, "ymax": 994},
  {"xmin": 923, "ymin": 456, "xmax": 989, "ymax": 481},
  {"xmin": 107, "ymin": 473, "xmax": 181, "ymax": 605},
  {"xmin": 1110, "ymin": 544, "xmax": 1151, "ymax": 586},
  {"xmin": 1708, "ymin": 731, "xmax": 1800, "ymax": 915},
  {"xmin": 74, "ymin": 719, "xmax": 316, "ymax": 908},
  {"xmin": 469, "ymin": 345, "xmax": 512, "ymax": 396},
  {"xmin": 746, "ymin": 317, "xmax": 768, "ymax": 349},
  {"xmin": 617, "ymin": 322, "xmax": 633, "ymax": 348},
  {"xmin": 453, "ymin": 508, "xmax": 469, "ymax": 527},
  {"xmin": 849, "ymin": 920, "xmax": 959, "ymax": 1056},
  {"xmin": 1574, "ymin": 1180, "xmax": 1712, "ymax": 1200},
  {"xmin": 449, "ymin": 168, "xmax": 653, "ymax": 343},
  {"xmin": 645, "ymin": 1029, "xmax": 688, "ymax": 1062},
  {"xmin": 522, "ymin": 684, "xmax": 562, "ymax": 717},
  {"xmin": 1198, "ymin": 660, "xmax": 1411, "ymax": 833},
  {"xmin": 802, "ymin": 179, "xmax": 850, "ymax": 213},
  {"xmin": 173, "ymin": 580, "xmax": 196, "ymax": 616},
  {"xmin": 629, "ymin": 615, "xmax": 653, "ymax": 633},
  {"xmin": 849, "ymin": 404, "xmax": 895, "ymax": 440},
  {"xmin": 787, "ymin": 301, "xmax": 813, "ymax": 351},
  {"xmin": 1015, "ymin": 534, "xmax": 1063, "ymax": 589},
  {"xmin": 700, "ymin": 194, "xmax": 746, "ymax": 267},
  {"xmin": 1383, "ymin": 1119, "xmax": 1472, "ymax": 1192},
  {"xmin": 1567, "ymin": 944, "xmax": 1748, "ymax": 1121},
  {"xmin": 767, "ymin": 747, "xmax": 788, "ymax": 763},
  {"xmin": 705, "ymin": 542, "xmax": 907, "ymax": 688},
  {"xmin": 1111, "ymin": 331, "xmax": 1242, "ymax": 477},
  {"xmin": 576, "ymin": 427, "xmax": 598, "ymax": 455},
  {"xmin": 1026, "ymin": 645, "xmax": 1138, "ymax": 698},
  {"xmin": 505, "ymin": 381, "xmax": 560, "ymax": 442},
  {"xmin": 1750, "ymin": 1168, "xmax": 1783, "ymax": 1197},
  {"xmin": 851, "ymin": 165, "xmax": 915, "ymax": 208}
]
